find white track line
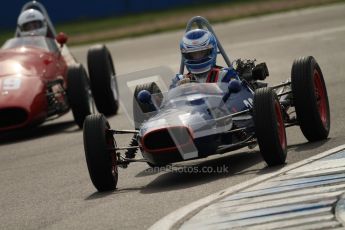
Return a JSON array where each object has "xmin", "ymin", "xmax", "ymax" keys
[{"xmin": 149, "ymin": 144, "xmax": 345, "ymax": 230}]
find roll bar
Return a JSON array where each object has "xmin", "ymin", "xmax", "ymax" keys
[{"xmin": 179, "ymin": 16, "xmax": 231, "ymax": 74}]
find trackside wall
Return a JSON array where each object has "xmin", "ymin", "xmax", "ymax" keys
[{"xmin": 2, "ymin": 0, "xmax": 230, "ymax": 29}]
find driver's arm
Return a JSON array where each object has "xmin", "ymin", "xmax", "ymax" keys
[{"xmin": 169, "ymin": 74, "xmax": 190, "ymax": 89}]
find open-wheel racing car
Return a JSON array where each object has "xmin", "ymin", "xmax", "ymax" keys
[
  {"xmin": 83, "ymin": 16, "xmax": 330, "ymax": 192},
  {"xmin": 0, "ymin": 1, "xmax": 119, "ymax": 132}
]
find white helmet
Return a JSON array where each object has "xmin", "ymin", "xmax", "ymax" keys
[{"xmin": 17, "ymin": 9, "xmax": 47, "ymax": 37}]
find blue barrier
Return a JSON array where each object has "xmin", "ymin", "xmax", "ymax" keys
[{"xmin": 2, "ymin": 0, "xmax": 220, "ymax": 30}]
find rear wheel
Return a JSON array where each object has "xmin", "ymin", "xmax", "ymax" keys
[
  {"xmin": 87, "ymin": 45, "xmax": 119, "ymax": 116},
  {"xmin": 67, "ymin": 64, "xmax": 92, "ymax": 128},
  {"xmin": 133, "ymin": 82, "xmax": 162, "ymax": 130},
  {"xmin": 253, "ymin": 87, "xmax": 287, "ymax": 166},
  {"xmin": 291, "ymin": 56, "xmax": 330, "ymax": 141},
  {"xmin": 83, "ymin": 114, "xmax": 118, "ymax": 192}
]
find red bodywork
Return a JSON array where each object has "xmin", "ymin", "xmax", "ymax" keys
[{"xmin": 0, "ymin": 43, "xmax": 69, "ymax": 131}]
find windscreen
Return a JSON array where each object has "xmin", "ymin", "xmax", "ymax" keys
[{"xmin": 153, "ymin": 82, "xmax": 227, "ymax": 108}]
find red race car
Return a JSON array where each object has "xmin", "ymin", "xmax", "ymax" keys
[{"xmin": 0, "ymin": 1, "xmax": 119, "ymax": 132}]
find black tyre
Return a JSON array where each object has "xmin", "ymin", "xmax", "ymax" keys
[
  {"xmin": 254, "ymin": 87, "xmax": 287, "ymax": 166},
  {"xmin": 83, "ymin": 114, "xmax": 118, "ymax": 192},
  {"xmin": 67, "ymin": 64, "xmax": 92, "ymax": 128},
  {"xmin": 87, "ymin": 44, "xmax": 119, "ymax": 116},
  {"xmin": 147, "ymin": 162, "xmax": 168, "ymax": 168},
  {"xmin": 133, "ymin": 82, "xmax": 162, "ymax": 130},
  {"xmin": 291, "ymin": 56, "xmax": 330, "ymax": 141}
]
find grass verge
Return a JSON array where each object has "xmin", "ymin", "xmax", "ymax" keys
[{"xmin": 1, "ymin": 0, "xmax": 344, "ymax": 46}]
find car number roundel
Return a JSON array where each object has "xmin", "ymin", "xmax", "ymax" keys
[{"xmin": 2, "ymin": 78, "xmax": 22, "ymax": 90}]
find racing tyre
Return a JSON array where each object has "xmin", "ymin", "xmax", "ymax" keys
[
  {"xmin": 291, "ymin": 56, "xmax": 330, "ymax": 141},
  {"xmin": 67, "ymin": 64, "xmax": 92, "ymax": 128},
  {"xmin": 133, "ymin": 82, "xmax": 162, "ymax": 130},
  {"xmin": 147, "ymin": 162, "xmax": 168, "ymax": 168},
  {"xmin": 87, "ymin": 45, "xmax": 119, "ymax": 116},
  {"xmin": 254, "ymin": 87, "xmax": 287, "ymax": 166},
  {"xmin": 83, "ymin": 114, "xmax": 118, "ymax": 192}
]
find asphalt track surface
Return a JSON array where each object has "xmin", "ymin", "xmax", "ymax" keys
[{"xmin": 1, "ymin": 3, "xmax": 345, "ymax": 230}]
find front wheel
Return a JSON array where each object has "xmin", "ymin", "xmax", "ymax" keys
[
  {"xmin": 291, "ymin": 56, "xmax": 330, "ymax": 141},
  {"xmin": 83, "ymin": 114, "xmax": 118, "ymax": 192},
  {"xmin": 253, "ymin": 87, "xmax": 287, "ymax": 166},
  {"xmin": 147, "ymin": 162, "xmax": 168, "ymax": 168}
]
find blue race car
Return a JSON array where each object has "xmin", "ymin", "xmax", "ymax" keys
[{"xmin": 82, "ymin": 16, "xmax": 330, "ymax": 192}]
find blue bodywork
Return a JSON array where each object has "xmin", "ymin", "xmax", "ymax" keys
[{"xmin": 138, "ymin": 82, "xmax": 255, "ymax": 164}]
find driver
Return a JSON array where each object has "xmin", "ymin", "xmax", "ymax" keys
[
  {"xmin": 170, "ymin": 29, "xmax": 239, "ymax": 88},
  {"xmin": 17, "ymin": 9, "xmax": 48, "ymax": 37}
]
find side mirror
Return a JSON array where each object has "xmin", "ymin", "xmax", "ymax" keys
[
  {"xmin": 223, "ymin": 80, "xmax": 242, "ymax": 102},
  {"xmin": 137, "ymin": 90, "xmax": 152, "ymax": 104},
  {"xmin": 56, "ymin": 32, "xmax": 68, "ymax": 47},
  {"xmin": 228, "ymin": 80, "xmax": 242, "ymax": 93}
]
